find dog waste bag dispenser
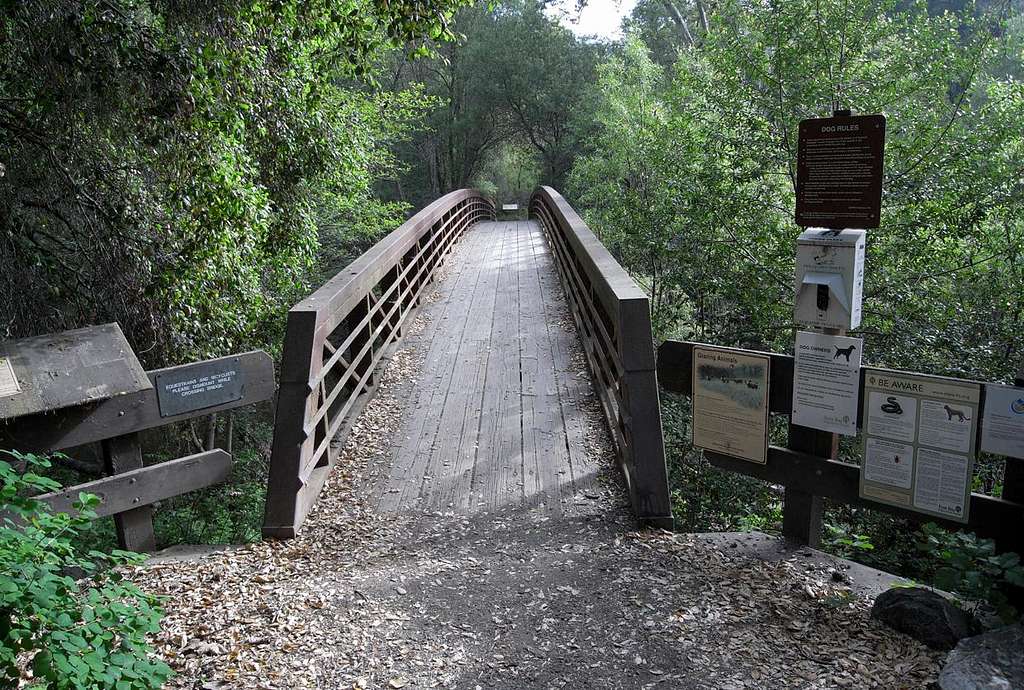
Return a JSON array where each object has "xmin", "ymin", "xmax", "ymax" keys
[{"xmin": 794, "ymin": 228, "xmax": 865, "ymax": 331}]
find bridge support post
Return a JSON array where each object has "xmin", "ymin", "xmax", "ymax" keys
[
  {"xmin": 263, "ymin": 311, "xmax": 320, "ymax": 539},
  {"xmin": 619, "ymin": 298, "xmax": 674, "ymax": 530}
]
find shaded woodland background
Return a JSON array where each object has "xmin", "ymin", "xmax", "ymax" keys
[{"xmin": 2, "ymin": 0, "xmax": 1023, "ymax": 582}]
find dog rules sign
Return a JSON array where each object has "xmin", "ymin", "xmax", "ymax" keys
[
  {"xmin": 860, "ymin": 369, "xmax": 980, "ymax": 523},
  {"xmin": 792, "ymin": 331, "xmax": 862, "ymax": 436},
  {"xmin": 796, "ymin": 113, "xmax": 886, "ymax": 229}
]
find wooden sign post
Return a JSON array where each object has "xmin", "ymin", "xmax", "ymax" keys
[{"xmin": 0, "ymin": 335, "xmax": 275, "ymax": 553}]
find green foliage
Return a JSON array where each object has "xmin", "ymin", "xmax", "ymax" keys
[
  {"xmin": 0, "ymin": 0, "xmax": 467, "ymax": 365},
  {"xmin": 573, "ymin": 1, "xmax": 1024, "ymax": 373},
  {"xmin": 918, "ymin": 522, "xmax": 1024, "ymax": 622},
  {"xmin": 0, "ymin": 450, "xmax": 169, "ymax": 689},
  {"xmin": 823, "ymin": 523, "xmax": 875, "ymax": 560},
  {"xmin": 387, "ymin": 0, "xmax": 602, "ymax": 206},
  {"xmin": 735, "ymin": 504, "xmax": 783, "ymax": 534},
  {"xmin": 153, "ymin": 416, "xmax": 273, "ymax": 545},
  {"xmin": 660, "ymin": 393, "xmax": 781, "ymax": 531},
  {"xmin": 471, "ymin": 141, "xmax": 541, "ymax": 205}
]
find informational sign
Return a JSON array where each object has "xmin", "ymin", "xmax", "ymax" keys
[
  {"xmin": 155, "ymin": 357, "xmax": 245, "ymax": 418},
  {"xmin": 860, "ymin": 369, "xmax": 980, "ymax": 522},
  {"xmin": 0, "ymin": 323, "xmax": 151, "ymax": 420},
  {"xmin": 0, "ymin": 358, "xmax": 20, "ymax": 398},
  {"xmin": 792, "ymin": 331, "xmax": 862, "ymax": 436},
  {"xmin": 796, "ymin": 114, "xmax": 886, "ymax": 229},
  {"xmin": 692, "ymin": 346, "xmax": 770, "ymax": 464},
  {"xmin": 980, "ymin": 384, "xmax": 1024, "ymax": 459}
]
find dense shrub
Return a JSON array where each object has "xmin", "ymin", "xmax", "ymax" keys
[{"xmin": 0, "ymin": 450, "xmax": 169, "ymax": 689}]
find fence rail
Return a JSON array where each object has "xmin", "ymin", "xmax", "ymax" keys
[
  {"xmin": 530, "ymin": 187, "xmax": 672, "ymax": 527},
  {"xmin": 263, "ymin": 189, "xmax": 495, "ymax": 538},
  {"xmin": 1, "ymin": 350, "xmax": 275, "ymax": 551},
  {"xmin": 657, "ymin": 340, "xmax": 1024, "ymax": 556}
]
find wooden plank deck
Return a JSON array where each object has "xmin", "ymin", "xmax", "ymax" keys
[{"xmin": 373, "ymin": 220, "xmax": 599, "ymax": 515}]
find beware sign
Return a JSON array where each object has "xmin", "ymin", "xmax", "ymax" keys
[{"xmin": 796, "ymin": 114, "xmax": 886, "ymax": 229}]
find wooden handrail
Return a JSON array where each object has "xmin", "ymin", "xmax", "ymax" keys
[
  {"xmin": 530, "ymin": 187, "xmax": 672, "ymax": 528},
  {"xmin": 263, "ymin": 189, "xmax": 495, "ymax": 538}
]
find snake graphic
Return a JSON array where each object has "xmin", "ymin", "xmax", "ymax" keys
[{"xmin": 880, "ymin": 396, "xmax": 903, "ymax": 414}]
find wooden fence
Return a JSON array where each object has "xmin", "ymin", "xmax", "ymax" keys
[
  {"xmin": 1, "ymin": 351, "xmax": 275, "ymax": 551},
  {"xmin": 263, "ymin": 189, "xmax": 495, "ymax": 538},
  {"xmin": 657, "ymin": 340, "xmax": 1024, "ymax": 556},
  {"xmin": 530, "ymin": 187, "xmax": 672, "ymax": 528}
]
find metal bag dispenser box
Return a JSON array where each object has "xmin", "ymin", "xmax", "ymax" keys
[{"xmin": 794, "ymin": 228, "xmax": 865, "ymax": 330}]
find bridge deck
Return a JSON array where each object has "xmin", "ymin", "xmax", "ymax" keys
[{"xmin": 369, "ymin": 220, "xmax": 602, "ymax": 515}]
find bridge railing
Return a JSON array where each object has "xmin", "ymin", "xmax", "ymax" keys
[
  {"xmin": 263, "ymin": 189, "xmax": 495, "ymax": 537},
  {"xmin": 530, "ymin": 187, "xmax": 672, "ymax": 528}
]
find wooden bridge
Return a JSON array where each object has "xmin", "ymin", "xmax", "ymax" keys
[
  {"xmin": 263, "ymin": 187, "xmax": 672, "ymax": 537},
  {"xmin": 260, "ymin": 186, "xmax": 1024, "ymax": 559}
]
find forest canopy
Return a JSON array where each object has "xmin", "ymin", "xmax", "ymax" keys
[{"xmin": 0, "ymin": 0, "xmax": 468, "ymax": 364}]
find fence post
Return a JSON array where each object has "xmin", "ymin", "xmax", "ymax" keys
[
  {"xmin": 101, "ymin": 432, "xmax": 156, "ymax": 552},
  {"xmin": 263, "ymin": 310, "xmax": 320, "ymax": 538},
  {"xmin": 783, "ymin": 324, "xmax": 844, "ymax": 547},
  {"xmin": 782, "ymin": 423, "xmax": 830, "ymax": 547},
  {"xmin": 619, "ymin": 297, "xmax": 673, "ymax": 528}
]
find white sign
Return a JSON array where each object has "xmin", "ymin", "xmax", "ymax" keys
[
  {"xmin": 914, "ymin": 447, "xmax": 971, "ymax": 519},
  {"xmin": 980, "ymin": 384, "xmax": 1024, "ymax": 458},
  {"xmin": 692, "ymin": 346, "xmax": 770, "ymax": 464},
  {"xmin": 0, "ymin": 358, "xmax": 20, "ymax": 397},
  {"xmin": 791, "ymin": 331, "xmax": 862, "ymax": 435},
  {"xmin": 860, "ymin": 369, "xmax": 980, "ymax": 523}
]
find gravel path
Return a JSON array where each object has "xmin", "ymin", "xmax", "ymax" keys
[{"xmin": 138, "ymin": 239, "xmax": 943, "ymax": 689}]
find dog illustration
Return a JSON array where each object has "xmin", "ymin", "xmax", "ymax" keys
[
  {"xmin": 833, "ymin": 344, "xmax": 857, "ymax": 362},
  {"xmin": 880, "ymin": 397, "xmax": 903, "ymax": 414},
  {"xmin": 943, "ymin": 405, "xmax": 970, "ymax": 422}
]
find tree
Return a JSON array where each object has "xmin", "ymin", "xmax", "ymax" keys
[
  {"xmin": 386, "ymin": 0, "xmax": 603, "ymax": 204},
  {"xmin": 481, "ymin": 0, "xmax": 603, "ymax": 189},
  {"xmin": 0, "ymin": 0, "xmax": 468, "ymax": 364},
  {"xmin": 572, "ymin": 0, "xmax": 1024, "ymax": 382}
]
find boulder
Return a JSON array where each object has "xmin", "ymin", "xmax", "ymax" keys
[
  {"xmin": 870, "ymin": 587, "xmax": 972, "ymax": 650},
  {"xmin": 939, "ymin": 624, "xmax": 1024, "ymax": 690}
]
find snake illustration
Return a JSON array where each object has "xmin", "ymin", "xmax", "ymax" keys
[{"xmin": 880, "ymin": 396, "xmax": 903, "ymax": 414}]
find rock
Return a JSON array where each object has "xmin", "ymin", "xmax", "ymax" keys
[
  {"xmin": 871, "ymin": 587, "xmax": 972, "ymax": 650},
  {"xmin": 939, "ymin": 624, "xmax": 1024, "ymax": 690}
]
